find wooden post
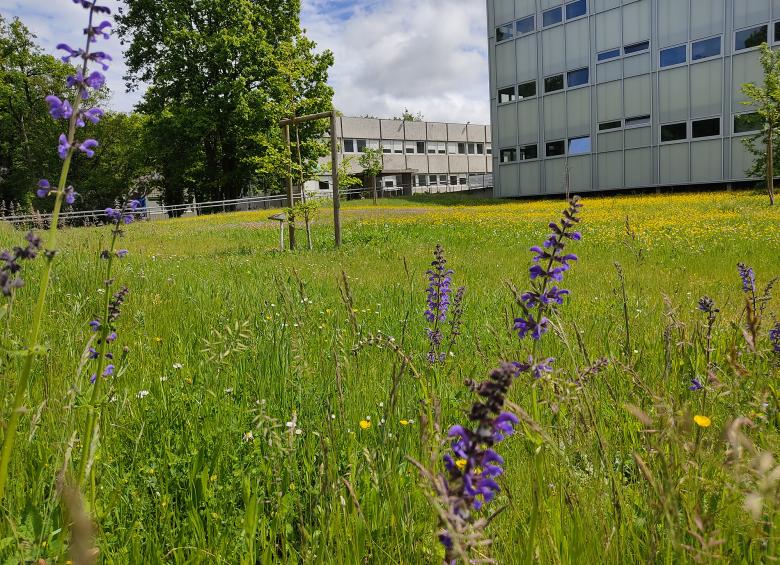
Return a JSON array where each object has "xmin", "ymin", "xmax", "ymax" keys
[
  {"xmin": 330, "ymin": 110, "xmax": 341, "ymax": 247},
  {"xmin": 284, "ymin": 124, "xmax": 296, "ymax": 250}
]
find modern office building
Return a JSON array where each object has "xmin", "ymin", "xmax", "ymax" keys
[
  {"xmin": 487, "ymin": 0, "xmax": 772, "ymax": 196},
  {"xmin": 308, "ymin": 116, "xmax": 493, "ymax": 194}
]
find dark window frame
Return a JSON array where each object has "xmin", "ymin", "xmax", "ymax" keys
[
  {"xmin": 498, "ymin": 86, "xmax": 517, "ymax": 104},
  {"xmin": 691, "ymin": 36, "xmax": 722, "ymax": 61},
  {"xmin": 343, "ymin": 139, "xmax": 355, "ymax": 153},
  {"xmin": 624, "ymin": 40, "xmax": 650, "ymax": 56},
  {"xmin": 416, "ymin": 141, "xmax": 426, "ymax": 154},
  {"xmin": 597, "ymin": 48, "xmax": 621, "ymax": 62},
  {"xmin": 733, "ymin": 112, "xmax": 763, "ymax": 134},
  {"xmin": 660, "ymin": 122, "xmax": 687, "ymax": 143},
  {"xmin": 496, "ymin": 24, "xmax": 514, "ymax": 42},
  {"xmin": 691, "ymin": 117, "xmax": 721, "ymax": 139},
  {"xmin": 545, "ymin": 140, "xmax": 566, "ymax": 157},
  {"xmin": 567, "ymin": 67, "xmax": 590, "ymax": 88},
  {"xmin": 517, "ymin": 80, "xmax": 537, "ymax": 99},
  {"xmin": 599, "ymin": 120, "xmax": 623, "ymax": 131},
  {"xmin": 519, "ymin": 144, "xmax": 538, "ymax": 160},
  {"xmin": 542, "ymin": 7, "xmax": 563, "ymax": 27},
  {"xmin": 660, "ymin": 44, "xmax": 687, "ymax": 68},
  {"xmin": 499, "ymin": 148, "xmax": 517, "ymax": 163},
  {"xmin": 735, "ymin": 25, "xmax": 768, "ymax": 51},
  {"xmin": 544, "ymin": 74, "xmax": 565, "ymax": 93}
]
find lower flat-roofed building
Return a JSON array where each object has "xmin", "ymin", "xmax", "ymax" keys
[
  {"xmin": 307, "ymin": 117, "xmax": 493, "ymax": 195},
  {"xmin": 487, "ymin": 0, "xmax": 773, "ymax": 197}
]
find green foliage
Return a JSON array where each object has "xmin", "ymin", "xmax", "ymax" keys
[
  {"xmin": 394, "ymin": 108, "xmax": 424, "ymax": 122},
  {"xmin": 358, "ymin": 147, "xmax": 383, "ymax": 177},
  {"xmin": 116, "ymin": 0, "xmax": 334, "ymax": 204}
]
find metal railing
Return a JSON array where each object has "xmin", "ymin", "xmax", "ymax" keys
[{"xmin": 0, "ymin": 178, "xmax": 491, "ymax": 227}]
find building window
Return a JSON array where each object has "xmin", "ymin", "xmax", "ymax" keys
[
  {"xmin": 735, "ymin": 25, "xmax": 768, "ymax": 51},
  {"xmin": 439, "ymin": 174, "xmax": 448, "ymax": 184},
  {"xmin": 566, "ymin": 0, "xmax": 587, "ymax": 20},
  {"xmin": 567, "ymin": 67, "xmax": 589, "ymax": 88},
  {"xmin": 459, "ymin": 176, "xmax": 467, "ymax": 185},
  {"xmin": 438, "ymin": 143, "xmax": 446, "ymax": 154},
  {"xmin": 542, "ymin": 7, "xmax": 563, "ymax": 27},
  {"xmin": 660, "ymin": 45, "xmax": 687, "ymax": 68},
  {"xmin": 516, "ymin": 15, "xmax": 534, "ymax": 35},
  {"xmin": 519, "ymin": 144, "xmax": 538, "ymax": 160},
  {"xmin": 546, "ymin": 140, "xmax": 565, "ymax": 157},
  {"xmin": 597, "ymin": 48, "xmax": 621, "ymax": 62},
  {"xmin": 477, "ymin": 143, "xmax": 484, "ymax": 154},
  {"xmin": 517, "ymin": 80, "xmax": 537, "ymax": 99},
  {"xmin": 624, "ymin": 41, "xmax": 650, "ymax": 55},
  {"xmin": 692, "ymin": 36, "xmax": 721, "ymax": 61},
  {"xmin": 458, "ymin": 142, "xmax": 466, "ymax": 154},
  {"xmin": 428, "ymin": 174, "xmax": 438, "ymax": 185},
  {"xmin": 692, "ymin": 118, "xmax": 720, "ymax": 138},
  {"xmin": 545, "ymin": 74, "xmax": 564, "ymax": 93},
  {"xmin": 486, "ymin": 145, "xmax": 492, "ymax": 155},
  {"xmin": 356, "ymin": 139, "xmax": 367, "ymax": 152},
  {"xmin": 343, "ymin": 139, "xmax": 354, "ymax": 153},
  {"xmin": 568, "ymin": 136, "xmax": 591, "ymax": 155},
  {"xmin": 447, "ymin": 142, "xmax": 458, "ymax": 154},
  {"xmin": 405, "ymin": 142, "xmax": 415, "ymax": 154},
  {"xmin": 417, "ymin": 175, "xmax": 427, "ymax": 186},
  {"xmin": 393, "ymin": 140, "xmax": 403, "ymax": 154},
  {"xmin": 468, "ymin": 143, "xmax": 476, "ymax": 155},
  {"xmin": 599, "ymin": 120, "xmax": 622, "ymax": 131},
  {"xmin": 416, "ymin": 141, "xmax": 426, "ymax": 154},
  {"xmin": 382, "ymin": 145, "xmax": 391, "ymax": 154},
  {"xmin": 450, "ymin": 175, "xmax": 458, "ymax": 186},
  {"xmin": 775, "ymin": 21, "xmax": 780, "ymax": 43},
  {"xmin": 496, "ymin": 24, "xmax": 514, "ymax": 42},
  {"xmin": 498, "ymin": 86, "xmax": 516, "ymax": 103},
  {"xmin": 734, "ymin": 112, "xmax": 762, "ymax": 134},
  {"xmin": 625, "ymin": 115, "xmax": 651, "ymax": 127},
  {"xmin": 500, "ymin": 148, "xmax": 517, "ymax": 163},
  {"xmin": 661, "ymin": 122, "xmax": 687, "ymax": 142}
]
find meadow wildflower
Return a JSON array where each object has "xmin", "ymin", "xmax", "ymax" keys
[
  {"xmin": 359, "ymin": 420, "xmax": 372, "ymax": 430},
  {"xmin": 0, "ymin": 232, "xmax": 43, "ymax": 297},
  {"xmin": 424, "ymin": 245, "xmax": 466, "ymax": 364},
  {"xmin": 769, "ymin": 322, "xmax": 780, "ymax": 354},
  {"xmin": 737, "ymin": 263, "xmax": 756, "ymax": 294},
  {"xmin": 694, "ymin": 415, "xmax": 712, "ymax": 428}
]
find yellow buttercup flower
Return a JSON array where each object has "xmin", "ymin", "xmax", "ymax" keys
[
  {"xmin": 399, "ymin": 419, "xmax": 410, "ymax": 426},
  {"xmin": 455, "ymin": 459, "xmax": 467, "ymax": 470},
  {"xmin": 359, "ymin": 419, "xmax": 371, "ymax": 430},
  {"xmin": 694, "ymin": 415, "xmax": 712, "ymax": 428}
]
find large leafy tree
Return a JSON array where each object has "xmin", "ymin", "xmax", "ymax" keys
[
  {"xmin": 741, "ymin": 43, "xmax": 780, "ymax": 206},
  {"xmin": 116, "ymin": 0, "xmax": 334, "ymax": 205}
]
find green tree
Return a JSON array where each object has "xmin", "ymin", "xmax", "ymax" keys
[
  {"xmin": 394, "ymin": 108, "xmax": 424, "ymax": 122},
  {"xmin": 358, "ymin": 147, "xmax": 383, "ymax": 205},
  {"xmin": 740, "ymin": 43, "xmax": 779, "ymax": 206},
  {"xmin": 116, "ymin": 0, "xmax": 334, "ymax": 206}
]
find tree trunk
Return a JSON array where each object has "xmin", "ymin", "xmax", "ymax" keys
[
  {"xmin": 768, "ymin": 124, "xmax": 775, "ymax": 206},
  {"xmin": 371, "ymin": 175, "xmax": 377, "ymax": 205}
]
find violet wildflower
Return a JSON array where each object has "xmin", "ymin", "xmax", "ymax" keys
[
  {"xmin": 45, "ymin": 95, "xmax": 73, "ymax": 120},
  {"xmin": 58, "ymin": 135, "xmax": 71, "ymax": 159},
  {"xmin": 0, "ymin": 233, "xmax": 43, "ymax": 297},
  {"xmin": 64, "ymin": 186, "xmax": 78, "ymax": 205},
  {"xmin": 36, "ymin": 179, "xmax": 52, "ymax": 198},
  {"xmin": 89, "ymin": 320, "xmax": 101, "ymax": 332},
  {"xmin": 689, "ymin": 378, "xmax": 703, "ymax": 391},
  {"xmin": 770, "ymin": 322, "xmax": 780, "ymax": 354},
  {"xmin": 737, "ymin": 263, "xmax": 756, "ymax": 294},
  {"xmin": 116, "ymin": 249, "xmax": 129, "ymax": 259},
  {"xmin": 514, "ymin": 197, "xmax": 583, "ymax": 342},
  {"xmin": 424, "ymin": 245, "xmax": 466, "ymax": 364},
  {"xmin": 78, "ymin": 139, "xmax": 99, "ymax": 158}
]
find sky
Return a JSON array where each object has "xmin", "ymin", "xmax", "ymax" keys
[{"xmin": 0, "ymin": 0, "xmax": 491, "ymax": 124}]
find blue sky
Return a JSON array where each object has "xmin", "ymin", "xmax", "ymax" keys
[{"xmin": 0, "ymin": 0, "xmax": 490, "ymax": 124}]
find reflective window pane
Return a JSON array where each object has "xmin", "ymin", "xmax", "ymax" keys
[
  {"xmin": 661, "ymin": 122, "xmax": 687, "ymax": 142},
  {"xmin": 735, "ymin": 25, "xmax": 767, "ymax": 51},
  {"xmin": 544, "ymin": 74, "xmax": 564, "ymax": 93},
  {"xmin": 498, "ymin": 86, "xmax": 516, "ymax": 103},
  {"xmin": 516, "ymin": 15, "xmax": 534, "ymax": 35},
  {"xmin": 624, "ymin": 41, "xmax": 650, "ymax": 55},
  {"xmin": 519, "ymin": 144, "xmax": 538, "ymax": 160},
  {"xmin": 543, "ymin": 7, "xmax": 563, "ymax": 27},
  {"xmin": 660, "ymin": 45, "xmax": 687, "ymax": 67},
  {"xmin": 567, "ymin": 67, "xmax": 589, "ymax": 88},
  {"xmin": 734, "ymin": 112, "xmax": 762, "ymax": 134},
  {"xmin": 692, "ymin": 37, "xmax": 721, "ymax": 61},
  {"xmin": 546, "ymin": 140, "xmax": 566, "ymax": 157},
  {"xmin": 500, "ymin": 148, "xmax": 517, "ymax": 163},
  {"xmin": 625, "ymin": 115, "xmax": 651, "ymax": 127},
  {"xmin": 599, "ymin": 120, "xmax": 622, "ymax": 131},
  {"xmin": 568, "ymin": 136, "xmax": 591, "ymax": 155},
  {"xmin": 566, "ymin": 0, "xmax": 587, "ymax": 20},
  {"xmin": 517, "ymin": 80, "xmax": 537, "ymax": 99},
  {"xmin": 692, "ymin": 118, "xmax": 720, "ymax": 138},
  {"xmin": 496, "ymin": 24, "xmax": 514, "ymax": 42},
  {"xmin": 598, "ymin": 48, "xmax": 621, "ymax": 62}
]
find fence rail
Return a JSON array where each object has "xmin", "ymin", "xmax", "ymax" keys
[{"xmin": 0, "ymin": 179, "xmax": 491, "ymax": 226}]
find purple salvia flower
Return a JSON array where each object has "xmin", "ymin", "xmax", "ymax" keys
[
  {"xmin": 78, "ymin": 139, "xmax": 99, "ymax": 158},
  {"xmin": 88, "ymin": 348, "xmax": 99, "ymax": 360},
  {"xmin": 57, "ymin": 134, "xmax": 71, "ymax": 159},
  {"xmin": 102, "ymin": 365, "xmax": 114, "ymax": 377},
  {"xmin": 45, "ymin": 96, "xmax": 73, "ymax": 120},
  {"xmin": 56, "ymin": 43, "xmax": 82, "ymax": 63},
  {"xmin": 36, "ymin": 179, "xmax": 51, "ymax": 198},
  {"xmin": 87, "ymin": 51, "xmax": 112, "ymax": 71},
  {"xmin": 85, "ymin": 71, "xmax": 105, "ymax": 89},
  {"xmin": 64, "ymin": 186, "xmax": 77, "ymax": 205},
  {"xmin": 85, "ymin": 20, "xmax": 112, "ymax": 42},
  {"xmin": 89, "ymin": 320, "xmax": 101, "ymax": 332},
  {"xmin": 105, "ymin": 208, "xmax": 121, "ymax": 221},
  {"xmin": 689, "ymin": 378, "xmax": 703, "ymax": 391},
  {"xmin": 81, "ymin": 108, "xmax": 104, "ymax": 125},
  {"xmin": 116, "ymin": 249, "xmax": 129, "ymax": 258},
  {"xmin": 90, "ymin": 374, "xmax": 97, "ymax": 384},
  {"xmin": 737, "ymin": 263, "xmax": 755, "ymax": 294},
  {"xmin": 770, "ymin": 322, "xmax": 780, "ymax": 354},
  {"xmin": 106, "ymin": 332, "xmax": 117, "ymax": 343}
]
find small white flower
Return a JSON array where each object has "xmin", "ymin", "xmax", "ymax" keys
[
  {"xmin": 331, "ymin": 414, "xmax": 336, "ymax": 420},
  {"xmin": 365, "ymin": 416, "xmax": 371, "ymax": 421},
  {"xmin": 224, "ymin": 388, "xmax": 233, "ymax": 394},
  {"xmin": 159, "ymin": 376, "xmax": 168, "ymax": 382},
  {"xmin": 173, "ymin": 363, "xmax": 183, "ymax": 370},
  {"xmin": 378, "ymin": 402, "xmax": 384, "ymax": 408},
  {"xmin": 285, "ymin": 421, "xmax": 295, "ymax": 428},
  {"xmin": 295, "ymin": 429, "xmax": 302, "ymax": 435},
  {"xmin": 137, "ymin": 390, "xmax": 149, "ymax": 399}
]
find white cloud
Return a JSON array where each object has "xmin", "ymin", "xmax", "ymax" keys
[
  {"xmin": 0, "ymin": 0, "xmax": 142, "ymax": 112},
  {"xmin": 301, "ymin": 0, "xmax": 490, "ymax": 124}
]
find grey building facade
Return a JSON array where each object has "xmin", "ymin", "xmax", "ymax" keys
[
  {"xmin": 487, "ymin": 0, "xmax": 773, "ymax": 197},
  {"xmin": 309, "ymin": 117, "xmax": 493, "ymax": 194}
]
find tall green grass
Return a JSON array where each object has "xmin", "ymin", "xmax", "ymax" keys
[{"xmin": 0, "ymin": 191, "xmax": 777, "ymax": 563}]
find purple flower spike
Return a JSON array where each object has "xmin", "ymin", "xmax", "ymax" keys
[
  {"xmin": 85, "ymin": 71, "xmax": 105, "ymax": 89},
  {"xmin": 89, "ymin": 320, "xmax": 101, "ymax": 332},
  {"xmin": 102, "ymin": 365, "xmax": 114, "ymax": 377},
  {"xmin": 769, "ymin": 322, "xmax": 779, "ymax": 354},
  {"xmin": 88, "ymin": 348, "xmax": 99, "ymax": 360},
  {"xmin": 689, "ymin": 378, "xmax": 703, "ymax": 391},
  {"xmin": 64, "ymin": 186, "xmax": 78, "ymax": 205}
]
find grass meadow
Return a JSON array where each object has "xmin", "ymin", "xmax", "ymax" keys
[{"xmin": 0, "ymin": 190, "xmax": 778, "ymax": 564}]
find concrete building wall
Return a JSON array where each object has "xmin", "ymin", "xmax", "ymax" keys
[{"xmin": 487, "ymin": 0, "xmax": 771, "ymax": 196}]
